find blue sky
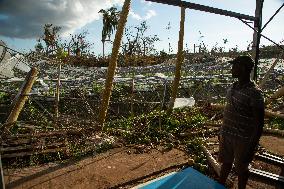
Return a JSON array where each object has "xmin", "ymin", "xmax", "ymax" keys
[{"xmin": 0, "ymin": 0, "xmax": 283, "ymax": 56}]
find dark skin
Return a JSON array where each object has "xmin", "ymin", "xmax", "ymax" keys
[{"xmin": 219, "ymin": 63, "xmax": 264, "ymax": 189}]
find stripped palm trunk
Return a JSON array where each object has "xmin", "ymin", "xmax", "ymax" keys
[
  {"xmin": 98, "ymin": 0, "xmax": 131, "ymax": 128},
  {"xmin": 167, "ymin": 7, "xmax": 185, "ymax": 113},
  {"xmin": 259, "ymin": 53, "xmax": 283, "ymax": 89},
  {"xmin": 266, "ymin": 86, "xmax": 284, "ymax": 104}
]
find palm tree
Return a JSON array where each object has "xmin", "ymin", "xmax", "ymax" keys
[{"xmin": 99, "ymin": 7, "xmax": 120, "ymax": 57}]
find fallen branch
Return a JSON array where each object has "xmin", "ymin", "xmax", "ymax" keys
[
  {"xmin": 263, "ymin": 128, "xmax": 284, "ymax": 137},
  {"xmin": 201, "ymin": 145, "xmax": 220, "ymax": 176},
  {"xmin": 209, "ymin": 103, "xmax": 284, "ymax": 119}
]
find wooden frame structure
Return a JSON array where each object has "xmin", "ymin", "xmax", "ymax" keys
[{"xmin": 145, "ymin": 0, "xmax": 263, "ymax": 81}]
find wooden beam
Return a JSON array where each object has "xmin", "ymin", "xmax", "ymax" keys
[{"xmin": 145, "ymin": 0, "xmax": 256, "ymax": 21}]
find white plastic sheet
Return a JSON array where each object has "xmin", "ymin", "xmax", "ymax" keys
[
  {"xmin": 0, "ymin": 47, "xmax": 31, "ymax": 78},
  {"xmin": 173, "ymin": 97, "xmax": 195, "ymax": 109}
]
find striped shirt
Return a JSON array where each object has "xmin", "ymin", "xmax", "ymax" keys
[{"xmin": 221, "ymin": 81, "xmax": 264, "ymax": 140}]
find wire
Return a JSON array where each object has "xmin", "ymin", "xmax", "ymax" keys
[{"xmin": 239, "ymin": 18, "xmax": 284, "ymax": 52}]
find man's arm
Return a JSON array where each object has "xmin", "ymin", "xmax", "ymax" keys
[{"xmin": 251, "ymin": 91, "xmax": 265, "ymax": 144}]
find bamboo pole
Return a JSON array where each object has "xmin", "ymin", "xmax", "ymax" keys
[
  {"xmin": 54, "ymin": 63, "xmax": 61, "ymax": 125},
  {"xmin": 259, "ymin": 53, "xmax": 283, "ymax": 89},
  {"xmin": 167, "ymin": 7, "xmax": 185, "ymax": 113},
  {"xmin": 98, "ymin": 0, "xmax": 131, "ymax": 128},
  {"xmin": 5, "ymin": 67, "xmax": 38, "ymax": 127},
  {"xmin": 131, "ymin": 78, "xmax": 134, "ymax": 117}
]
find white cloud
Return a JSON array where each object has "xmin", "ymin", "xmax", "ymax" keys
[
  {"xmin": 0, "ymin": 0, "xmax": 124, "ymax": 39},
  {"xmin": 140, "ymin": 0, "xmax": 152, "ymax": 6},
  {"xmin": 144, "ymin": 10, "xmax": 157, "ymax": 20},
  {"xmin": 129, "ymin": 9, "xmax": 157, "ymax": 21}
]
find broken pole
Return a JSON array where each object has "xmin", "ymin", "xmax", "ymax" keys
[
  {"xmin": 98, "ymin": 0, "xmax": 131, "ymax": 128},
  {"xmin": 251, "ymin": 0, "xmax": 264, "ymax": 81},
  {"xmin": 167, "ymin": 6, "xmax": 185, "ymax": 113},
  {"xmin": 5, "ymin": 67, "xmax": 38, "ymax": 128}
]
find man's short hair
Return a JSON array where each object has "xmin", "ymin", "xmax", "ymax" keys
[{"xmin": 229, "ymin": 55, "xmax": 254, "ymax": 72}]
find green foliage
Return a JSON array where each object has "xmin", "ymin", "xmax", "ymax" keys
[
  {"xmin": 0, "ymin": 92, "xmax": 9, "ymax": 103},
  {"xmin": 186, "ymin": 138, "xmax": 208, "ymax": 174},
  {"xmin": 99, "ymin": 7, "xmax": 120, "ymax": 42},
  {"xmin": 92, "ymin": 82, "xmax": 104, "ymax": 94},
  {"xmin": 105, "ymin": 108, "xmax": 208, "ymax": 145},
  {"xmin": 269, "ymin": 117, "xmax": 284, "ymax": 130}
]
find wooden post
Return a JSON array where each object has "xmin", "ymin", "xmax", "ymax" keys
[
  {"xmin": 167, "ymin": 7, "xmax": 186, "ymax": 113},
  {"xmin": 54, "ymin": 63, "xmax": 61, "ymax": 124},
  {"xmin": 98, "ymin": 0, "xmax": 131, "ymax": 128},
  {"xmin": 251, "ymin": 0, "xmax": 263, "ymax": 81},
  {"xmin": 5, "ymin": 67, "xmax": 38, "ymax": 128},
  {"xmin": 0, "ymin": 154, "xmax": 4, "ymax": 189},
  {"xmin": 131, "ymin": 78, "xmax": 134, "ymax": 117}
]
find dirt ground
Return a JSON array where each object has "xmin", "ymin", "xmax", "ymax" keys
[
  {"xmin": 4, "ymin": 147, "xmax": 190, "ymax": 189},
  {"xmin": 4, "ymin": 134, "xmax": 284, "ymax": 189}
]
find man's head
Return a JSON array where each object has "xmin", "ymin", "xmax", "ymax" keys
[{"xmin": 229, "ymin": 55, "xmax": 254, "ymax": 79}]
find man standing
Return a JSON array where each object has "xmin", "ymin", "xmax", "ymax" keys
[{"xmin": 218, "ymin": 55, "xmax": 264, "ymax": 189}]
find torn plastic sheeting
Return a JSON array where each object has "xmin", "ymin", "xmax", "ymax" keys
[
  {"xmin": 0, "ymin": 54, "xmax": 31, "ymax": 78},
  {"xmin": 173, "ymin": 97, "xmax": 195, "ymax": 109}
]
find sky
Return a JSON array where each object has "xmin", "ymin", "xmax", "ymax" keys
[{"xmin": 0, "ymin": 0, "xmax": 283, "ymax": 56}]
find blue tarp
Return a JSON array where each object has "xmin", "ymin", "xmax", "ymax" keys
[{"xmin": 139, "ymin": 167, "xmax": 226, "ymax": 189}]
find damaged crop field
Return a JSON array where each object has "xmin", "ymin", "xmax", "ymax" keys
[{"xmin": 1, "ymin": 53, "xmax": 284, "ymax": 188}]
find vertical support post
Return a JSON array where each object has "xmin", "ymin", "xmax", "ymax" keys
[
  {"xmin": 54, "ymin": 63, "xmax": 61, "ymax": 125},
  {"xmin": 98, "ymin": 0, "xmax": 131, "ymax": 128},
  {"xmin": 167, "ymin": 7, "xmax": 186, "ymax": 113},
  {"xmin": 131, "ymin": 78, "xmax": 134, "ymax": 117},
  {"xmin": 0, "ymin": 154, "xmax": 4, "ymax": 189},
  {"xmin": 5, "ymin": 67, "xmax": 38, "ymax": 127},
  {"xmin": 251, "ymin": 0, "xmax": 263, "ymax": 81}
]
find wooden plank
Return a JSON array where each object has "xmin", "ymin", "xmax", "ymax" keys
[
  {"xmin": 145, "ymin": 0, "xmax": 256, "ymax": 21},
  {"xmin": 5, "ymin": 130, "xmax": 83, "ymax": 139},
  {"xmin": 1, "ymin": 142, "xmax": 65, "ymax": 152},
  {"xmin": 1, "ymin": 147, "xmax": 67, "ymax": 158}
]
